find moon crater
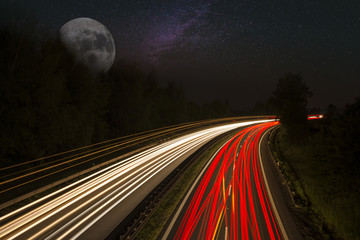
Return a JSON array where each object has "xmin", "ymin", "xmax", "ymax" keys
[{"xmin": 59, "ymin": 17, "xmax": 116, "ymax": 74}]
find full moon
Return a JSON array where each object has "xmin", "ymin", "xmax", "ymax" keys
[{"xmin": 59, "ymin": 17, "xmax": 115, "ymax": 74}]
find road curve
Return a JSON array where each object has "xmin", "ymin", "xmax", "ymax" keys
[
  {"xmin": 162, "ymin": 122, "xmax": 302, "ymax": 240},
  {"xmin": 0, "ymin": 120, "xmax": 271, "ymax": 240}
]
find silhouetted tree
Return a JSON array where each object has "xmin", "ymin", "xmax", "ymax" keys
[
  {"xmin": 308, "ymin": 107, "xmax": 321, "ymax": 114},
  {"xmin": 326, "ymin": 104, "xmax": 337, "ymax": 120},
  {"xmin": 253, "ymin": 100, "xmax": 275, "ymax": 115},
  {"xmin": 0, "ymin": 23, "xmax": 237, "ymax": 166},
  {"xmin": 203, "ymin": 100, "xmax": 231, "ymax": 119},
  {"xmin": 271, "ymin": 73, "xmax": 312, "ymax": 143},
  {"xmin": 0, "ymin": 28, "xmax": 109, "ymax": 165}
]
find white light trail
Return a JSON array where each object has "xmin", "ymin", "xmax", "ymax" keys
[{"xmin": 0, "ymin": 119, "xmax": 272, "ymax": 239}]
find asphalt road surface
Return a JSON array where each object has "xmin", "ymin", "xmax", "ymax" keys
[
  {"xmin": 0, "ymin": 119, "xmax": 271, "ymax": 240},
  {"xmin": 162, "ymin": 122, "xmax": 303, "ymax": 240}
]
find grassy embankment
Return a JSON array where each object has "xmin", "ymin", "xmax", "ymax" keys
[
  {"xmin": 135, "ymin": 134, "xmax": 232, "ymax": 240},
  {"xmin": 271, "ymin": 125, "xmax": 360, "ymax": 240}
]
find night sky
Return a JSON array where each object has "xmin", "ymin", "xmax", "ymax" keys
[{"xmin": 2, "ymin": 0, "xmax": 360, "ymax": 110}]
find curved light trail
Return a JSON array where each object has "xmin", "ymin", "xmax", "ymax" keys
[
  {"xmin": 0, "ymin": 119, "xmax": 272, "ymax": 240},
  {"xmin": 164, "ymin": 121, "xmax": 284, "ymax": 240},
  {"xmin": 0, "ymin": 116, "xmax": 270, "ymax": 205}
]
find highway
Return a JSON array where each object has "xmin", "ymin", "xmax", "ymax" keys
[
  {"xmin": 0, "ymin": 119, "xmax": 271, "ymax": 240},
  {"xmin": 162, "ymin": 122, "xmax": 302, "ymax": 240},
  {"xmin": 0, "ymin": 116, "xmax": 269, "ymax": 206}
]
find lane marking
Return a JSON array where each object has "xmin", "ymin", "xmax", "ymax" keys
[
  {"xmin": 222, "ymin": 176, "xmax": 226, "ymax": 202},
  {"xmin": 162, "ymin": 142, "xmax": 228, "ymax": 239},
  {"xmin": 212, "ymin": 208, "xmax": 224, "ymax": 240},
  {"xmin": 258, "ymin": 127, "xmax": 289, "ymax": 240}
]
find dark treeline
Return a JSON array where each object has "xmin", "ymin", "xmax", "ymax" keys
[
  {"xmin": 106, "ymin": 63, "xmax": 231, "ymax": 138},
  {"xmin": 0, "ymin": 28, "xmax": 109, "ymax": 165},
  {"xmin": 277, "ymin": 98, "xmax": 360, "ymax": 240},
  {"xmin": 0, "ymin": 27, "xmax": 231, "ymax": 166},
  {"xmin": 264, "ymin": 73, "xmax": 360, "ymax": 239}
]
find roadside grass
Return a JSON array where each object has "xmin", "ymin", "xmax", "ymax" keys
[
  {"xmin": 135, "ymin": 135, "xmax": 231, "ymax": 240},
  {"xmin": 271, "ymin": 127, "xmax": 360, "ymax": 240}
]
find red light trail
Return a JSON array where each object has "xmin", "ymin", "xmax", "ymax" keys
[
  {"xmin": 0, "ymin": 120, "xmax": 273, "ymax": 239},
  {"xmin": 171, "ymin": 121, "xmax": 283, "ymax": 240}
]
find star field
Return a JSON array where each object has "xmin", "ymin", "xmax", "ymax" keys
[{"xmin": 1, "ymin": 0, "xmax": 360, "ymax": 110}]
